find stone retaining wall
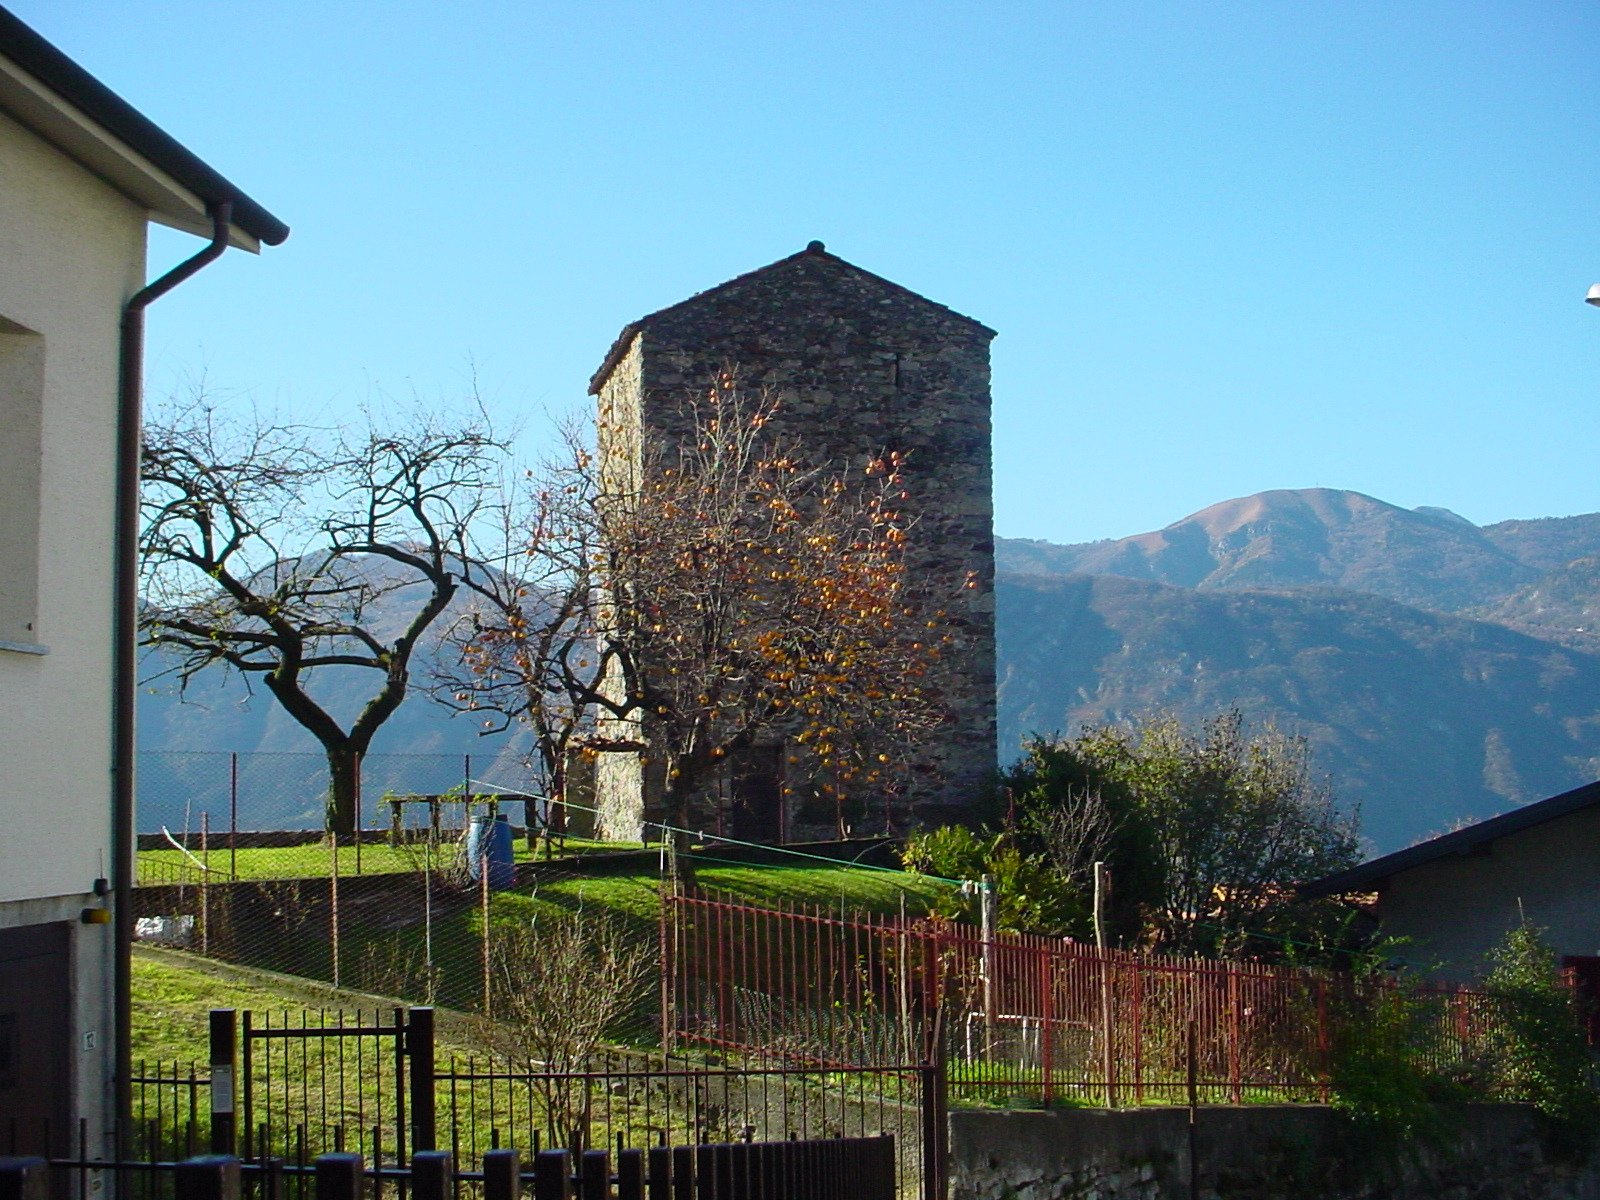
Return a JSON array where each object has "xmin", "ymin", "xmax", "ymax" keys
[{"xmin": 949, "ymin": 1104, "xmax": 1600, "ymax": 1200}]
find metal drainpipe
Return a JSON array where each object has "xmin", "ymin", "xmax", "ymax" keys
[{"xmin": 112, "ymin": 200, "xmax": 234, "ymax": 1140}]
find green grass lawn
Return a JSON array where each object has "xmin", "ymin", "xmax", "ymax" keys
[
  {"xmin": 138, "ymin": 853, "xmax": 952, "ymax": 1035},
  {"xmin": 137, "ymin": 834, "xmax": 646, "ymax": 882}
]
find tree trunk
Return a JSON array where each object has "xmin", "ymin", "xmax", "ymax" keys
[{"xmin": 326, "ymin": 744, "xmax": 361, "ymax": 835}]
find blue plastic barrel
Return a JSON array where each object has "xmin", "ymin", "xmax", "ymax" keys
[{"xmin": 466, "ymin": 812, "xmax": 516, "ymax": 890}]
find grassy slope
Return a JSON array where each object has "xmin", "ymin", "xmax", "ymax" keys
[
  {"xmin": 134, "ymin": 860, "xmax": 949, "ymax": 1061},
  {"xmin": 139, "ymin": 836, "xmax": 645, "ymax": 882}
]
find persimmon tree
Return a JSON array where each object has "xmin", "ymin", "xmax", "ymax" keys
[
  {"xmin": 588, "ymin": 379, "xmax": 950, "ymax": 836},
  {"xmin": 138, "ymin": 397, "xmax": 514, "ymax": 834}
]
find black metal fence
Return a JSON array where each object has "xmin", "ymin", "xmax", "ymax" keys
[
  {"xmin": 0, "ymin": 1136, "xmax": 898, "ymax": 1200},
  {"xmin": 124, "ymin": 1007, "xmax": 938, "ymax": 1200}
]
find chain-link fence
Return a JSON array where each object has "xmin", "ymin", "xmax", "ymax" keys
[{"xmin": 132, "ymin": 749, "xmax": 598, "ymax": 1012}]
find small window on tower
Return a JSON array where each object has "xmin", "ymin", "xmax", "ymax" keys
[{"xmin": 0, "ymin": 315, "xmax": 45, "ymax": 652}]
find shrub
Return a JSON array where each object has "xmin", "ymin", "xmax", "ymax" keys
[{"xmin": 1483, "ymin": 923, "xmax": 1599, "ymax": 1153}]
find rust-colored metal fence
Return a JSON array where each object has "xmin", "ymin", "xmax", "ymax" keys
[{"xmin": 663, "ymin": 884, "xmax": 1506, "ymax": 1107}]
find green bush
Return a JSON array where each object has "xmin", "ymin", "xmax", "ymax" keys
[
  {"xmin": 1327, "ymin": 977, "xmax": 1465, "ymax": 1152},
  {"xmin": 1483, "ymin": 923, "xmax": 1599, "ymax": 1152},
  {"xmin": 900, "ymin": 826, "xmax": 1085, "ymax": 936}
]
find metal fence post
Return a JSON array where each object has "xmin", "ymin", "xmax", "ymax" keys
[
  {"xmin": 209, "ymin": 1009, "xmax": 237, "ymax": 1154},
  {"xmin": 175, "ymin": 1156, "xmax": 240, "ymax": 1200},
  {"xmin": 408, "ymin": 1007, "xmax": 437, "ymax": 1154},
  {"xmin": 315, "ymin": 1152, "xmax": 364, "ymax": 1200},
  {"xmin": 1226, "ymin": 967, "xmax": 1242, "ymax": 1104},
  {"xmin": 329, "ymin": 832, "xmax": 341, "ymax": 990},
  {"xmin": 483, "ymin": 1148, "xmax": 520, "ymax": 1200},
  {"xmin": 0, "ymin": 1157, "xmax": 50, "ymax": 1200},
  {"xmin": 918, "ymin": 1059, "xmax": 947, "ymax": 1200},
  {"xmin": 410, "ymin": 1151, "xmax": 452, "ymax": 1200},
  {"xmin": 616, "ymin": 1148, "xmax": 644, "ymax": 1200},
  {"xmin": 534, "ymin": 1149, "xmax": 573, "ymax": 1200},
  {"xmin": 200, "ymin": 812, "xmax": 211, "ymax": 956},
  {"xmin": 579, "ymin": 1150, "xmax": 609, "ymax": 1200},
  {"xmin": 229, "ymin": 752, "xmax": 238, "ymax": 880}
]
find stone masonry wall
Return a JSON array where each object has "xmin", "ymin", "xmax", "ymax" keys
[
  {"xmin": 591, "ymin": 244, "xmax": 997, "ymax": 839},
  {"xmin": 949, "ymin": 1105, "xmax": 1600, "ymax": 1200}
]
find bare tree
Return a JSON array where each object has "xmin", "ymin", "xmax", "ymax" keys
[
  {"xmin": 426, "ymin": 423, "xmax": 602, "ymax": 826},
  {"xmin": 139, "ymin": 396, "xmax": 514, "ymax": 833},
  {"xmin": 479, "ymin": 907, "xmax": 655, "ymax": 1149},
  {"xmin": 1029, "ymin": 784, "xmax": 1122, "ymax": 893}
]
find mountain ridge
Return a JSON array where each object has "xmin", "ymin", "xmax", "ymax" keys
[{"xmin": 137, "ymin": 488, "xmax": 1600, "ymax": 853}]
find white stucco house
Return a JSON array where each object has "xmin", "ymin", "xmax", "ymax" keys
[{"xmin": 0, "ymin": 6, "xmax": 286, "ymax": 1153}]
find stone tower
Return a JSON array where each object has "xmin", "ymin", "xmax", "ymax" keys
[{"xmin": 588, "ymin": 242, "xmax": 996, "ymax": 841}]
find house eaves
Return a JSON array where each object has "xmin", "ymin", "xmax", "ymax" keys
[
  {"xmin": 1300, "ymin": 777, "xmax": 1600, "ymax": 899},
  {"xmin": 0, "ymin": 5, "xmax": 288, "ymax": 251}
]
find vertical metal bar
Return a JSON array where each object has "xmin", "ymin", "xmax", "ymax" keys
[
  {"xmin": 315, "ymin": 1153, "xmax": 365, "ymax": 1200},
  {"xmin": 534, "ymin": 1149, "xmax": 572, "ymax": 1200},
  {"xmin": 1226, "ymin": 967, "xmax": 1242, "ymax": 1105},
  {"xmin": 175, "ymin": 1155, "xmax": 241, "ymax": 1200},
  {"xmin": 230, "ymin": 752, "xmax": 239, "ymax": 880},
  {"xmin": 330, "ymin": 834, "xmax": 341, "ymax": 990},
  {"xmin": 646, "ymin": 1146, "xmax": 670, "ymax": 1200},
  {"xmin": 355, "ymin": 753, "xmax": 363, "ymax": 876},
  {"xmin": 658, "ymin": 881, "xmax": 674, "ymax": 1053},
  {"xmin": 1132, "ymin": 962, "xmax": 1144, "ymax": 1105},
  {"xmin": 241, "ymin": 1013, "xmax": 255, "ymax": 1160},
  {"xmin": 210, "ymin": 1010, "xmax": 237, "ymax": 1154},
  {"xmin": 408, "ymin": 1008, "xmax": 436, "ymax": 1154},
  {"xmin": 480, "ymin": 858, "xmax": 491, "ymax": 1014},
  {"xmin": 201, "ymin": 812, "xmax": 211, "ymax": 956},
  {"xmin": 409, "ymin": 1152, "xmax": 452, "ymax": 1200},
  {"xmin": 670, "ymin": 1147, "xmax": 693, "ymax": 1200},
  {"xmin": 578, "ymin": 1150, "xmax": 608, "ymax": 1200},
  {"xmin": 1187, "ymin": 1018, "xmax": 1199, "ymax": 1200},
  {"xmin": 483, "ymin": 1149, "xmax": 520, "ymax": 1200}
]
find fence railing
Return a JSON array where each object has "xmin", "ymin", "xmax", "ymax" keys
[
  {"xmin": 1, "ymin": 1137, "xmax": 898, "ymax": 1200},
  {"xmin": 663, "ymin": 884, "xmax": 1512, "ymax": 1108},
  {"xmin": 122, "ymin": 1006, "xmax": 938, "ymax": 1200}
]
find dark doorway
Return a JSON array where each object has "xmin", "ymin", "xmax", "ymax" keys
[
  {"xmin": 1562, "ymin": 955, "xmax": 1600, "ymax": 1045},
  {"xmin": 727, "ymin": 744, "xmax": 784, "ymax": 845},
  {"xmin": 0, "ymin": 922, "xmax": 71, "ymax": 1155}
]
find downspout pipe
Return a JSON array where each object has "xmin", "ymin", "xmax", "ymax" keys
[{"xmin": 112, "ymin": 200, "xmax": 234, "ymax": 1139}]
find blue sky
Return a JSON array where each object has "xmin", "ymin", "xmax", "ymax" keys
[{"xmin": 18, "ymin": 1, "xmax": 1600, "ymax": 543}]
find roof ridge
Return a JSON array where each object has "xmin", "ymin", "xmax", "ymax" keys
[
  {"xmin": 1300, "ymin": 776, "xmax": 1600, "ymax": 897},
  {"xmin": 589, "ymin": 243, "xmax": 994, "ymax": 394}
]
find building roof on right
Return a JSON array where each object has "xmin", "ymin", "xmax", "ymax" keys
[{"xmin": 1301, "ymin": 776, "xmax": 1600, "ymax": 898}]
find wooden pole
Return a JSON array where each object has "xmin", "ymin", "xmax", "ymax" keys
[
  {"xmin": 980, "ymin": 874, "xmax": 996, "ymax": 1060},
  {"xmin": 1095, "ymin": 862, "xmax": 1115, "ymax": 1107}
]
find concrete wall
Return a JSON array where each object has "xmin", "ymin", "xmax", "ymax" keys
[
  {"xmin": 950, "ymin": 1105, "xmax": 1600, "ymax": 1200},
  {"xmin": 1377, "ymin": 804, "xmax": 1600, "ymax": 978},
  {"xmin": 0, "ymin": 104, "xmax": 147, "ymax": 1150},
  {"xmin": 592, "ymin": 245, "xmax": 997, "ymax": 839}
]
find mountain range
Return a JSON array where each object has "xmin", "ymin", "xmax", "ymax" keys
[
  {"xmin": 997, "ymin": 489, "xmax": 1600, "ymax": 851},
  {"xmin": 137, "ymin": 486, "xmax": 1600, "ymax": 854}
]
